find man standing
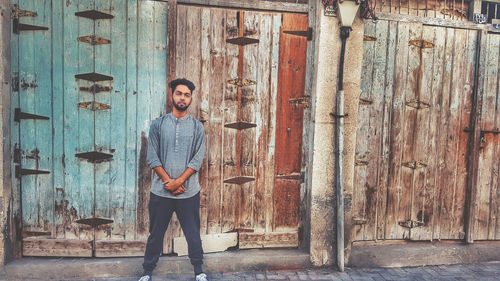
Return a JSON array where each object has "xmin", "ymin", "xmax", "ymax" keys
[{"xmin": 139, "ymin": 78, "xmax": 208, "ymax": 281}]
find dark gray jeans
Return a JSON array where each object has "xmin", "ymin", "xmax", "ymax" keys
[{"xmin": 142, "ymin": 192, "xmax": 203, "ymax": 275}]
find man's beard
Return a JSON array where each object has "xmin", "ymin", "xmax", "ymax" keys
[{"xmin": 173, "ymin": 99, "xmax": 190, "ymax": 112}]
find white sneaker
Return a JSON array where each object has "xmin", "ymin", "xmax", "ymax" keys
[
  {"xmin": 138, "ymin": 275, "xmax": 151, "ymax": 281},
  {"xmin": 195, "ymin": 273, "xmax": 209, "ymax": 281}
]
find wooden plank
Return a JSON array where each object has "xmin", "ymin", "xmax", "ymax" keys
[
  {"xmin": 10, "ymin": 0, "xmax": 22, "ymax": 259},
  {"xmin": 385, "ymin": 22, "xmax": 411, "ymax": 239},
  {"xmin": 273, "ymin": 13, "xmax": 308, "ymax": 232},
  {"xmin": 263, "ymin": 14, "xmax": 281, "ymax": 233},
  {"xmin": 177, "ymin": 0, "xmax": 309, "ymax": 13},
  {"xmin": 136, "ymin": 0, "xmax": 155, "ymax": 241},
  {"xmin": 33, "ymin": 0, "xmax": 53, "ymax": 239},
  {"xmin": 94, "ymin": 0, "xmax": 114, "ymax": 242},
  {"xmin": 60, "ymin": 0, "xmax": 84, "ymax": 241},
  {"xmin": 75, "ymin": 0, "xmax": 96, "ymax": 242},
  {"xmin": 363, "ymin": 20, "xmax": 388, "ymax": 241},
  {"xmin": 95, "ymin": 240, "xmax": 146, "ymax": 257},
  {"xmin": 482, "ymin": 34, "xmax": 499, "ymax": 241},
  {"xmin": 167, "ymin": 0, "xmax": 177, "ymax": 112},
  {"xmin": 240, "ymin": 10, "xmax": 259, "ymax": 231},
  {"xmin": 108, "ymin": 0, "xmax": 128, "ymax": 241},
  {"xmin": 434, "ymin": 27, "xmax": 455, "ymax": 241},
  {"xmin": 409, "ymin": 25, "xmax": 435, "ymax": 241},
  {"xmin": 206, "ymin": 7, "xmax": 225, "ymax": 234},
  {"xmin": 19, "ymin": 0, "xmax": 37, "ymax": 233},
  {"xmin": 419, "ymin": 26, "xmax": 446, "ymax": 241},
  {"xmin": 440, "ymin": 28, "xmax": 468, "ymax": 240},
  {"xmin": 475, "ymin": 34, "xmax": 500, "ymax": 240},
  {"xmin": 397, "ymin": 22, "xmax": 421, "ymax": 240},
  {"xmin": 377, "ymin": 20, "xmax": 397, "ymax": 240},
  {"xmin": 198, "ymin": 7, "xmax": 211, "ymax": 235},
  {"xmin": 23, "ymin": 239, "xmax": 92, "ymax": 257},
  {"xmin": 221, "ymin": 8, "xmax": 239, "ymax": 233},
  {"xmin": 464, "ymin": 30, "xmax": 486, "ymax": 243},
  {"xmin": 353, "ymin": 20, "xmax": 376, "ymax": 241},
  {"xmin": 125, "ymin": 0, "xmax": 139, "ymax": 241},
  {"xmin": 52, "ymin": 0, "xmax": 65, "ymax": 241},
  {"xmin": 173, "ymin": 232, "xmax": 237, "ymax": 256},
  {"xmin": 375, "ymin": 13, "xmax": 487, "ymax": 30},
  {"xmin": 252, "ymin": 12, "xmax": 273, "ymax": 233},
  {"xmin": 239, "ymin": 231, "xmax": 298, "ymax": 248}
]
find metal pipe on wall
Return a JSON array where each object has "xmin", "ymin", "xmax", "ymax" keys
[{"xmin": 335, "ymin": 26, "xmax": 350, "ymax": 272}]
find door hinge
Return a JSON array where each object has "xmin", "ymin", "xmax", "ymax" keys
[
  {"xmin": 12, "ymin": 4, "xmax": 49, "ymax": 34},
  {"xmin": 75, "ymin": 10, "xmax": 114, "ymax": 20},
  {"xmin": 289, "ymin": 97, "xmax": 310, "ymax": 108},
  {"xmin": 14, "ymin": 146, "xmax": 22, "ymax": 164},
  {"xmin": 402, "ymin": 161, "xmax": 427, "ymax": 169},
  {"xmin": 12, "ymin": 74, "xmax": 19, "ymax": 92},
  {"xmin": 15, "ymin": 165, "xmax": 50, "ymax": 178},
  {"xmin": 276, "ymin": 172, "xmax": 305, "ymax": 183},
  {"xmin": 76, "ymin": 217, "xmax": 113, "ymax": 227},
  {"xmin": 283, "ymin": 27, "xmax": 313, "ymax": 41},
  {"xmin": 14, "ymin": 108, "xmax": 50, "ymax": 122},
  {"xmin": 399, "ymin": 219, "xmax": 424, "ymax": 228},
  {"xmin": 409, "ymin": 39, "xmax": 434, "ymax": 48}
]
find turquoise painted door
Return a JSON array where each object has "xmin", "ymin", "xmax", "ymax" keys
[{"xmin": 11, "ymin": 0, "xmax": 167, "ymax": 257}]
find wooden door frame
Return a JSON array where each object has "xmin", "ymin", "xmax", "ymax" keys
[{"xmin": 166, "ymin": 0, "xmax": 317, "ymax": 250}]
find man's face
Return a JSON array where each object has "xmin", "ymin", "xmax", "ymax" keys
[{"xmin": 172, "ymin": 84, "xmax": 192, "ymax": 112}]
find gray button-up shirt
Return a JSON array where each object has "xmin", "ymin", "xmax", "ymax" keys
[{"xmin": 147, "ymin": 113, "xmax": 206, "ymax": 199}]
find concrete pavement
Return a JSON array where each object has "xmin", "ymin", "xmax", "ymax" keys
[{"xmin": 6, "ymin": 261, "xmax": 497, "ymax": 281}]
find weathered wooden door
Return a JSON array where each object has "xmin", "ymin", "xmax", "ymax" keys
[
  {"xmin": 11, "ymin": 0, "xmax": 167, "ymax": 256},
  {"xmin": 165, "ymin": 5, "xmax": 308, "ymax": 252},
  {"xmin": 472, "ymin": 33, "xmax": 500, "ymax": 241},
  {"xmin": 354, "ymin": 20, "xmax": 478, "ymax": 241}
]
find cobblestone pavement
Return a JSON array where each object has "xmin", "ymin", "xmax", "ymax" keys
[{"xmin": 82, "ymin": 262, "xmax": 500, "ymax": 281}]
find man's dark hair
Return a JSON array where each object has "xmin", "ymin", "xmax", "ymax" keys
[{"xmin": 169, "ymin": 78, "xmax": 195, "ymax": 93}]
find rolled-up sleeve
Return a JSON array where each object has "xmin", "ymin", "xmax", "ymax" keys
[
  {"xmin": 187, "ymin": 122, "xmax": 206, "ymax": 171},
  {"xmin": 147, "ymin": 119, "xmax": 162, "ymax": 169}
]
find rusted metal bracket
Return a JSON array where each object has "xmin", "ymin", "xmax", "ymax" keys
[
  {"xmin": 12, "ymin": 73, "xmax": 19, "ymax": 92},
  {"xmin": 79, "ymin": 84, "xmax": 112, "ymax": 94},
  {"xmin": 75, "ymin": 72, "xmax": 113, "ymax": 82},
  {"xmin": 11, "ymin": 4, "xmax": 37, "ymax": 19},
  {"xmin": 14, "ymin": 108, "xmax": 50, "ymax": 122},
  {"xmin": 353, "ymin": 217, "xmax": 367, "ymax": 225},
  {"xmin": 363, "ymin": 35, "xmax": 377, "ymax": 41},
  {"xmin": 283, "ymin": 27, "xmax": 313, "ymax": 41},
  {"xmin": 359, "ymin": 98, "xmax": 373, "ymax": 105},
  {"xmin": 289, "ymin": 97, "xmax": 309, "ymax": 108},
  {"xmin": 13, "ymin": 18, "xmax": 49, "ymax": 34},
  {"xmin": 22, "ymin": 230, "xmax": 51, "ymax": 238},
  {"xmin": 399, "ymin": 219, "xmax": 424, "ymax": 228},
  {"xmin": 15, "ymin": 165, "xmax": 50, "ymax": 178},
  {"xmin": 409, "ymin": 39, "xmax": 435, "ymax": 48},
  {"xmin": 227, "ymin": 77, "xmax": 256, "ymax": 87},
  {"xmin": 78, "ymin": 35, "xmax": 111, "ymax": 45},
  {"xmin": 276, "ymin": 172, "xmax": 304, "ymax": 183},
  {"xmin": 226, "ymin": 36, "xmax": 259, "ymax": 46},
  {"xmin": 75, "ymin": 151, "xmax": 113, "ymax": 162},
  {"xmin": 78, "ymin": 101, "xmax": 111, "ymax": 111},
  {"xmin": 224, "ymin": 121, "xmax": 257, "ymax": 130},
  {"xmin": 12, "ymin": 5, "xmax": 49, "ymax": 34},
  {"xmin": 355, "ymin": 160, "xmax": 368, "ymax": 166},
  {"xmin": 75, "ymin": 10, "xmax": 114, "ymax": 20},
  {"xmin": 76, "ymin": 217, "xmax": 113, "ymax": 227},
  {"xmin": 402, "ymin": 161, "xmax": 427, "ymax": 169},
  {"xmin": 406, "ymin": 100, "xmax": 430, "ymax": 109},
  {"xmin": 223, "ymin": 176, "xmax": 255, "ymax": 185},
  {"xmin": 330, "ymin": 113, "xmax": 349, "ymax": 118}
]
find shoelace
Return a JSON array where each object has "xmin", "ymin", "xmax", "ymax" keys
[{"xmin": 138, "ymin": 275, "xmax": 150, "ymax": 281}]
